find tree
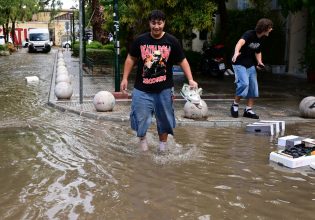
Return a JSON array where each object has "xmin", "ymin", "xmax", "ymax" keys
[
  {"xmin": 0, "ymin": 0, "xmax": 40, "ymax": 44},
  {"xmin": 11, "ymin": 0, "xmax": 40, "ymax": 44},
  {"xmin": 87, "ymin": 0, "xmax": 108, "ymax": 43},
  {"xmin": 101, "ymin": 0, "xmax": 217, "ymax": 50}
]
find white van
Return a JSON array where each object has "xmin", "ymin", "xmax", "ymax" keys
[{"xmin": 28, "ymin": 28, "xmax": 51, "ymax": 53}]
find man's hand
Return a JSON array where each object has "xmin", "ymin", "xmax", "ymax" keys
[
  {"xmin": 120, "ymin": 79, "xmax": 128, "ymax": 93},
  {"xmin": 256, "ymin": 63, "xmax": 265, "ymax": 71},
  {"xmin": 188, "ymin": 79, "xmax": 198, "ymax": 89},
  {"xmin": 232, "ymin": 51, "xmax": 241, "ymax": 63}
]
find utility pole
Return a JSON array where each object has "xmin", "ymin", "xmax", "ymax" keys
[
  {"xmin": 113, "ymin": 0, "xmax": 120, "ymax": 92},
  {"xmin": 82, "ymin": 0, "xmax": 86, "ymax": 63},
  {"xmin": 79, "ymin": 0, "xmax": 84, "ymax": 104},
  {"xmin": 70, "ymin": 6, "xmax": 76, "ymax": 50}
]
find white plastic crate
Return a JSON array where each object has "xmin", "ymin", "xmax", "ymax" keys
[
  {"xmin": 269, "ymin": 151, "xmax": 315, "ymax": 168},
  {"xmin": 302, "ymin": 138, "xmax": 315, "ymax": 148},
  {"xmin": 246, "ymin": 120, "xmax": 286, "ymax": 136},
  {"xmin": 286, "ymin": 137, "xmax": 306, "ymax": 147},
  {"xmin": 260, "ymin": 120, "xmax": 285, "ymax": 131},
  {"xmin": 277, "ymin": 135, "xmax": 299, "ymax": 147},
  {"xmin": 246, "ymin": 123, "xmax": 275, "ymax": 135}
]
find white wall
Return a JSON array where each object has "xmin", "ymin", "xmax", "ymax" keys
[{"xmin": 287, "ymin": 10, "xmax": 308, "ymax": 77}]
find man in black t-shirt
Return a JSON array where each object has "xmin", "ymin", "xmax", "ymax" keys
[
  {"xmin": 230, "ymin": 18, "xmax": 273, "ymax": 119},
  {"xmin": 120, "ymin": 10, "xmax": 198, "ymax": 152}
]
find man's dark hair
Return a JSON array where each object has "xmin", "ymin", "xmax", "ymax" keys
[
  {"xmin": 255, "ymin": 18, "xmax": 273, "ymax": 34},
  {"xmin": 148, "ymin": 10, "xmax": 166, "ymax": 21}
]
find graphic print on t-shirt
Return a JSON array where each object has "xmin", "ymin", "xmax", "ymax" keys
[
  {"xmin": 248, "ymin": 42, "xmax": 260, "ymax": 49},
  {"xmin": 140, "ymin": 45, "xmax": 171, "ymax": 85}
]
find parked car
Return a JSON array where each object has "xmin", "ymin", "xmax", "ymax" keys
[
  {"xmin": 62, "ymin": 40, "xmax": 71, "ymax": 48},
  {"xmin": 0, "ymin": 35, "xmax": 13, "ymax": 45},
  {"xmin": 22, "ymin": 39, "xmax": 29, "ymax": 48}
]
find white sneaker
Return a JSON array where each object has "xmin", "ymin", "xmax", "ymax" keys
[{"xmin": 180, "ymin": 84, "xmax": 201, "ymax": 105}]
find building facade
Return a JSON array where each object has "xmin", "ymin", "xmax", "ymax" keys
[{"xmin": 0, "ymin": 10, "xmax": 76, "ymax": 47}]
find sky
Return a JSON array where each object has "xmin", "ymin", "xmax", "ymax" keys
[{"xmin": 60, "ymin": 0, "xmax": 78, "ymax": 9}]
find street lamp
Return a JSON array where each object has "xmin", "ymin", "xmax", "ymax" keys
[{"xmin": 70, "ymin": 6, "xmax": 76, "ymax": 50}]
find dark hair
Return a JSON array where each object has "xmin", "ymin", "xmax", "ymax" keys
[
  {"xmin": 148, "ymin": 10, "xmax": 166, "ymax": 21},
  {"xmin": 255, "ymin": 18, "xmax": 273, "ymax": 34}
]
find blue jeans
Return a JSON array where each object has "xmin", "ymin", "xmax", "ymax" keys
[
  {"xmin": 232, "ymin": 65, "xmax": 259, "ymax": 98},
  {"xmin": 130, "ymin": 88, "xmax": 176, "ymax": 137}
]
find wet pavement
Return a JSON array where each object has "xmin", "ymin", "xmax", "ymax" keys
[
  {"xmin": 1, "ymin": 48, "xmax": 315, "ymax": 219},
  {"xmin": 48, "ymin": 50, "xmax": 315, "ymax": 127}
]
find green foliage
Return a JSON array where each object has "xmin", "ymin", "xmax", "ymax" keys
[
  {"xmin": 0, "ymin": 45, "xmax": 5, "ymax": 51},
  {"xmin": 102, "ymin": 43, "xmax": 115, "ymax": 51},
  {"xmin": 87, "ymin": 41, "xmax": 104, "ymax": 49},
  {"xmin": 86, "ymin": 48, "xmax": 114, "ymax": 62},
  {"xmin": 101, "ymin": 0, "xmax": 217, "ymax": 47},
  {"xmin": 72, "ymin": 42, "xmax": 80, "ymax": 57},
  {"xmin": 0, "ymin": 0, "xmax": 39, "ymax": 43},
  {"xmin": 120, "ymin": 47, "xmax": 127, "ymax": 62},
  {"xmin": 300, "ymin": 44, "xmax": 315, "ymax": 70},
  {"xmin": 72, "ymin": 41, "xmax": 117, "ymax": 65}
]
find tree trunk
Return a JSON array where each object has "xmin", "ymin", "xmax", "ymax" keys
[
  {"xmin": 91, "ymin": 0, "xmax": 107, "ymax": 44},
  {"xmin": 216, "ymin": 0, "xmax": 228, "ymax": 44},
  {"xmin": 11, "ymin": 20, "xmax": 16, "ymax": 45}
]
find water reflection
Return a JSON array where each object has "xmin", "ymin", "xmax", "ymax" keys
[{"xmin": 0, "ymin": 50, "xmax": 315, "ymax": 219}]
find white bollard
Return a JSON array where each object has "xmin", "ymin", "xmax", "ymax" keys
[
  {"xmin": 58, "ymin": 60, "xmax": 66, "ymax": 66},
  {"xmin": 183, "ymin": 100, "xmax": 208, "ymax": 119},
  {"xmin": 57, "ymin": 65, "xmax": 67, "ymax": 73},
  {"xmin": 56, "ymin": 73, "xmax": 71, "ymax": 84},
  {"xmin": 93, "ymin": 91, "xmax": 116, "ymax": 112},
  {"xmin": 299, "ymin": 96, "xmax": 315, "ymax": 118},
  {"xmin": 57, "ymin": 68, "xmax": 69, "ymax": 76},
  {"xmin": 55, "ymin": 82, "xmax": 73, "ymax": 99}
]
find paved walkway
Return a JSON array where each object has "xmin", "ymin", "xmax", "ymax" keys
[{"xmin": 48, "ymin": 50, "xmax": 315, "ymax": 127}]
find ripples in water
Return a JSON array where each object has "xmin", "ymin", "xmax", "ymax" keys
[{"xmin": 1, "ymin": 50, "xmax": 315, "ymax": 219}]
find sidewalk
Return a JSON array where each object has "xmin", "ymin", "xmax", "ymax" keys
[{"xmin": 48, "ymin": 50, "xmax": 315, "ymax": 127}]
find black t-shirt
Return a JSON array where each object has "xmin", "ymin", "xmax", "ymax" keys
[
  {"xmin": 129, "ymin": 32, "xmax": 185, "ymax": 93},
  {"xmin": 233, "ymin": 30, "xmax": 263, "ymax": 68}
]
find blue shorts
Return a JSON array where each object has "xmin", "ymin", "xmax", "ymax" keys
[
  {"xmin": 130, "ymin": 88, "xmax": 176, "ymax": 137},
  {"xmin": 232, "ymin": 65, "xmax": 259, "ymax": 98}
]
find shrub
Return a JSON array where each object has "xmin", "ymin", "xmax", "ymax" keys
[
  {"xmin": 120, "ymin": 47, "xmax": 127, "ymax": 62},
  {"xmin": 86, "ymin": 49, "xmax": 114, "ymax": 65},
  {"xmin": 102, "ymin": 43, "xmax": 115, "ymax": 51},
  {"xmin": 88, "ymin": 41, "xmax": 103, "ymax": 49}
]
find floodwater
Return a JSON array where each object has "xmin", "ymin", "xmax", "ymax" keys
[{"xmin": 0, "ymin": 49, "xmax": 315, "ymax": 220}]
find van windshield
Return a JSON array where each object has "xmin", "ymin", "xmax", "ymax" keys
[{"xmin": 30, "ymin": 33, "xmax": 49, "ymax": 41}]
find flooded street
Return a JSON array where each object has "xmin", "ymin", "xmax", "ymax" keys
[{"xmin": 0, "ymin": 49, "xmax": 315, "ymax": 220}]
